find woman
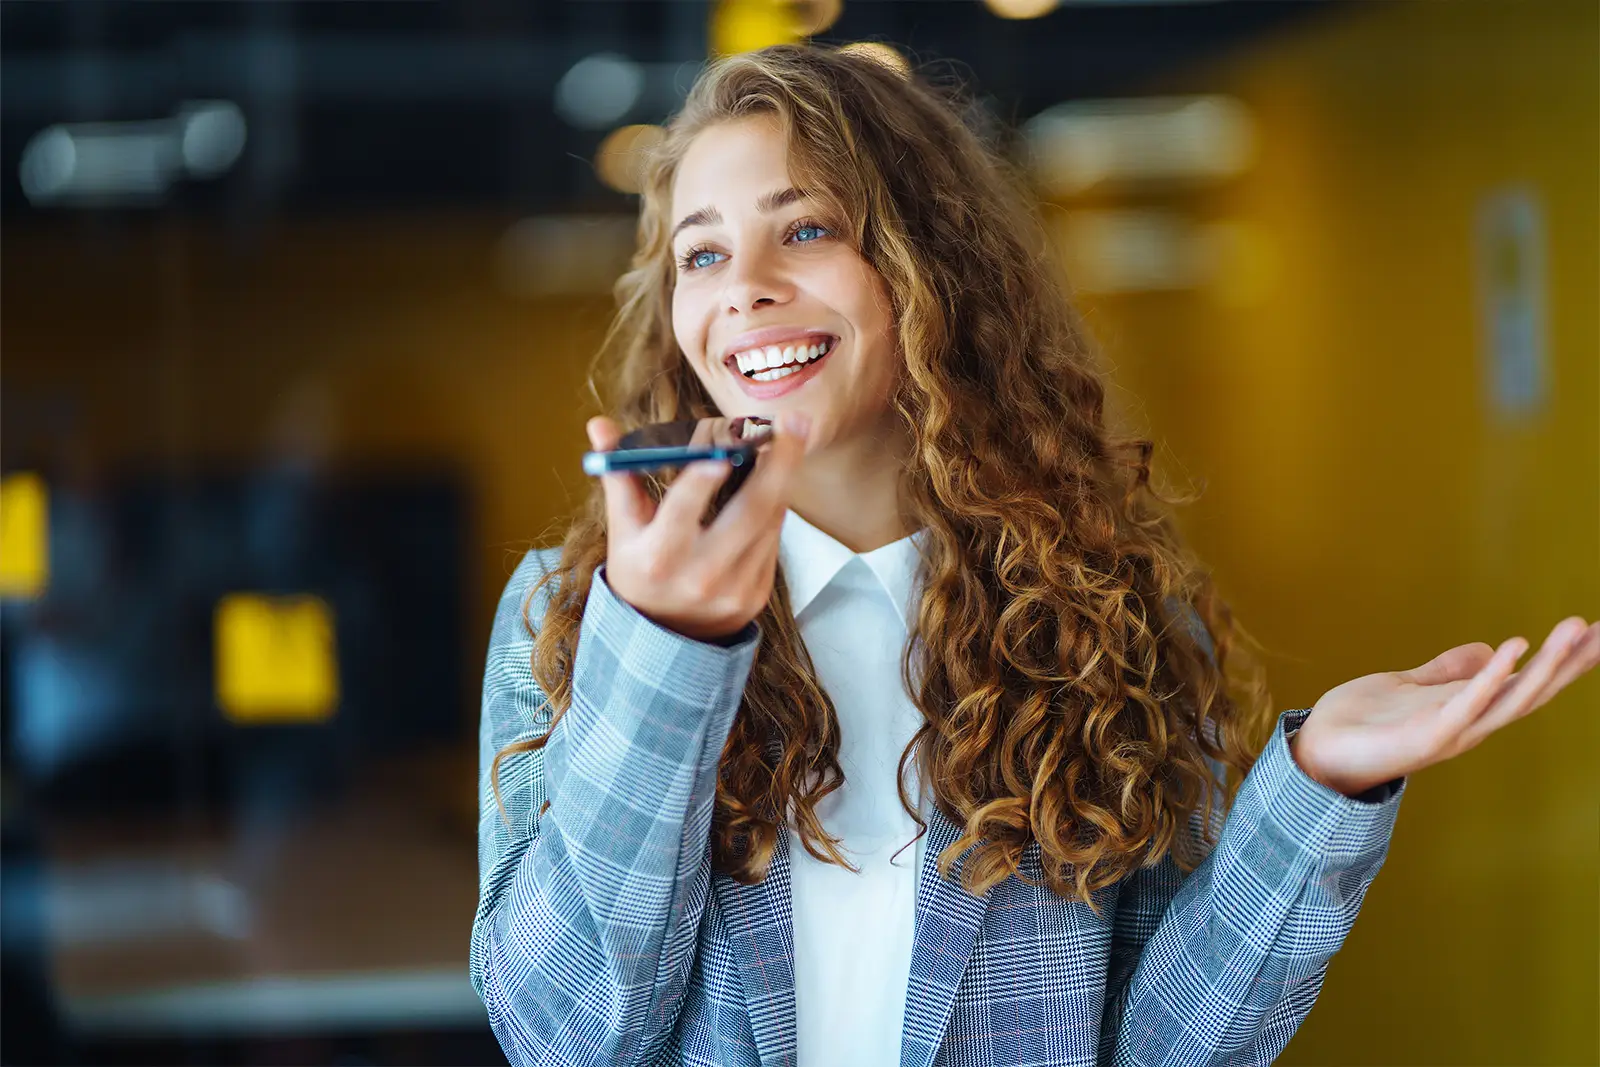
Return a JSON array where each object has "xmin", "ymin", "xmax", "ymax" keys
[{"xmin": 471, "ymin": 45, "xmax": 1596, "ymax": 1067}]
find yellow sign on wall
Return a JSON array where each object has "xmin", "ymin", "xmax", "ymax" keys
[
  {"xmin": 214, "ymin": 594, "xmax": 339, "ymax": 724},
  {"xmin": 0, "ymin": 472, "xmax": 49, "ymax": 599}
]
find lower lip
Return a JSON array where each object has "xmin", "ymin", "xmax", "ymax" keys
[{"xmin": 729, "ymin": 345, "xmax": 835, "ymax": 399}]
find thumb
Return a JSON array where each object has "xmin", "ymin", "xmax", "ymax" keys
[
  {"xmin": 587, "ymin": 416, "xmax": 653, "ymax": 534},
  {"xmin": 1400, "ymin": 641, "xmax": 1497, "ymax": 686},
  {"xmin": 758, "ymin": 411, "xmax": 811, "ymax": 477},
  {"xmin": 586, "ymin": 416, "xmax": 622, "ymax": 452}
]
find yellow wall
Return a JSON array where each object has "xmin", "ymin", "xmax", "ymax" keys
[
  {"xmin": 1071, "ymin": 1, "xmax": 1598, "ymax": 1062},
  {"xmin": 2, "ymin": 217, "xmax": 611, "ymax": 728}
]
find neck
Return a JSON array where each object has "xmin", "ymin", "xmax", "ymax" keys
[{"xmin": 786, "ymin": 424, "xmax": 914, "ymax": 553}]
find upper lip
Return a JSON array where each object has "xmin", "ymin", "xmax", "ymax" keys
[{"xmin": 719, "ymin": 326, "xmax": 838, "ymax": 368}]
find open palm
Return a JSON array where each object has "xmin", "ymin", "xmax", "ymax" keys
[{"xmin": 1290, "ymin": 616, "xmax": 1600, "ymax": 797}]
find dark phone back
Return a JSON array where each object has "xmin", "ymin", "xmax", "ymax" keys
[{"xmin": 618, "ymin": 416, "xmax": 772, "ymax": 513}]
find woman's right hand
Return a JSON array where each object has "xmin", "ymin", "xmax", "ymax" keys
[{"xmin": 586, "ymin": 411, "xmax": 811, "ymax": 643}]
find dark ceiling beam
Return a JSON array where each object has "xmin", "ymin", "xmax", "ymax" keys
[{"xmin": 2, "ymin": 35, "xmax": 691, "ymax": 116}]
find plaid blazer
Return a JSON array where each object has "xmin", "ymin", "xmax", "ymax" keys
[{"xmin": 472, "ymin": 548, "xmax": 1405, "ymax": 1067}]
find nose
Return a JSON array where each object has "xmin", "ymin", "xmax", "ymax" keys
[{"xmin": 721, "ymin": 244, "xmax": 794, "ymax": 315}]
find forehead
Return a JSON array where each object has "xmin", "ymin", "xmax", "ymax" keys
[{"xmin": 671, "ymin": 114, "xmax": 792, "ymax": 219}]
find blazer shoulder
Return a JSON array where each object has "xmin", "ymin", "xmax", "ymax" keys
[
  {"xmin": 1162, "ymin": 595, "xmax": 1216, "ymax": 667},
  {"xmin": 489, "ymin": 545, "xmax": 566, "ymax": 656},
  {"xmin": 504, "ymin": 544, "xmax": 564, "ymax": 601}
]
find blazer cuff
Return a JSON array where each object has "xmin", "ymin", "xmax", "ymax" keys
[
  {"xmin": 1280, "ymin": 707, "xmax": 1405, "ymax": 804},
  {"xmin": 582, "ymin": 564, "xmax": 761, "ymax": 714},
  {"xmin": 1249, "ymin": 708, "xmax": 1406, "ymax": 865}
]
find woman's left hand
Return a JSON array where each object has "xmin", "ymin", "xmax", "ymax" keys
[{"xmin": 1290, "ymin": 616, "xmax": 1600, "ymax": 798}]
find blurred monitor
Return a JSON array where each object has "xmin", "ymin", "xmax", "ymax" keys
[{"xmin": 0, "ymin": 468, "xmax": 468, "ymax": 818}]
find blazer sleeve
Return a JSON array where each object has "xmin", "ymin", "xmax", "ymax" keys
[
  {"xmin": 1099, "ymin": 602, "xmax": 1406, "ymax": 1065},
  {"xmin": 1098, "ymin": 708, "xmax": 1404, "ymax": 1066},
  {"xmin": 469, "ymin": 549, "xmax": 760, "ymax": 1067}
]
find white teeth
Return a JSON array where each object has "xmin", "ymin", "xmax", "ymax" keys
[
  {"xmin": 731, "ymin": 338, "xmax": 835, "ymax": 377},
  {"xmin": 750, "ymin": 365, "xmax": 803, "ymax": 382}
]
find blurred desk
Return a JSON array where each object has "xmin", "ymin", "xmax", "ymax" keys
[
  {"xmin": 39, "ymin": 756, "xmax": 487, "ymax": 1038},
  {"xmin": 63, "ymin": 969, "xmax": 483, "ymax": 1036}
]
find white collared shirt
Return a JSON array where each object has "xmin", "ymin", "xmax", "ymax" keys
[{"xmin": 777, "ymin": 508, "xmax": 928, "ymax": 1067}]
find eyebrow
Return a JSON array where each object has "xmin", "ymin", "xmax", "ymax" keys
[{"xmin": 671, "ymin": 186, "xmax": 809, "ymax": 242}]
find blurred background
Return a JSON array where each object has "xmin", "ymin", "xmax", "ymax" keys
[{"xmin": 1, "ymin": 1, "xmax": 1594, "ymax": 1064}]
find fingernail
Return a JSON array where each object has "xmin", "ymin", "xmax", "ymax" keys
[{"xmin": 780, "ymin": 411, "xmax": 811, "ymax": 437}]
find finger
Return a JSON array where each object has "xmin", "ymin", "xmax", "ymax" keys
[
  {"xmin": 707, "ymin": 411, "xmax": 810, "ymax": 551},
  {"xmin": 1538, "ymin": 620, "xmax": 1600, "ymax": 699},
  {"xmin": 709, "ymin": 417, "xmax": 741, "ymax": 448},
  {"xmin": 588, "ymin": 416, "xmax": 654, "ymax": 536},
  {"xmin": 1432, "ymin": 635, "xmax": 1527, "ymax": 740},
  {"xmin": 650, "ymin": 457, "xmax": 734, "ymax": 535},
  {"xmin": 1400, "ymin": 641, "xmax": 1497, "ymax": 686},
  {"xmin": 1478, "ymin": 618, "xmax": 1598, "ymax": 730},
  {"xmin": 1459, "ymin": 618, "xmax": 1589, "ymax": 748},
  {"xmin": 729, "ymin": 511, "xmax": 786, "ymax": 602},
  {"xmin": 586, "ymin": 416, "xmax": 621, "ymax": 452}
]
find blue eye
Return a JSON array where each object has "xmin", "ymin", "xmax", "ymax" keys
[{"xmin": 677, "ymin": 220, "xmax": 831, "ymax": 273}]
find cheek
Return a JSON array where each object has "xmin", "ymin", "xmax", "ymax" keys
[
  {"xmin": 670, "ymin": 292, "xmax": 689, "ymax": 351},
  {"xmin": 837, "ymin": 257, "xmax": 889, "ymax": 326},
  {"xmin": 670, "ymin": 297, "xmax": 702, "ymax": 368},
  {"xmin": 853, "ymin": 274, "xmax": 896, "ymax": 365}
]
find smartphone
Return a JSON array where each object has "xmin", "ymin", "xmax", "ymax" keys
[{"xmin": 582, "ymin": 415, "xmax": 772, "ymax": 502}]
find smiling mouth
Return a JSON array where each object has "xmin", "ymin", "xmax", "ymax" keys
[{"xmin": 724, "ymin": 336, "xmax": 836, "ymax": 381}]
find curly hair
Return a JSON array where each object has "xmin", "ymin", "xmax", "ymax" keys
[{"xmin": 493, "ymin": 43, "xmax": 1277, "ymax": 911}]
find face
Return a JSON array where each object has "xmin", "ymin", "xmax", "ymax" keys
[{"xmin": 669, "ymin": 114, "xmax": 900, "ymax": 456}]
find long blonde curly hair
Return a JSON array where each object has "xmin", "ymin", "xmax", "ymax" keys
[{"xmin": 494, "ymin": 43, "xmax": 1277, "ymax": 910}]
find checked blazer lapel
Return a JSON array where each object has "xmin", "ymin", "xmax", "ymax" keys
[
  {"xmin": 712, "ymin": 803, "xmax": 994, "ymax": 1067},
  {"xmin": 712, "ymin": 825, "xmax": 799, "ymax": 1067},
  {"xmin": 899, "ymin": 804, "xmax": 995, "ymax": 1067}
]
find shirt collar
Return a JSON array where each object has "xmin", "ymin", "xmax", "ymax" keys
[{"xmin": 777, "ymin": 509, "xmax": 926, "ymax": 628}]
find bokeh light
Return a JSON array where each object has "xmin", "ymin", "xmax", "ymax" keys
[
  {"xmin": 982, "ymin": 0, "xmax": 1058, "ymax": 21},
  {"xmin": 835, "ymin": 41, "xmax": 911, "ymax": 77},
  {"xmin": 795, "ymin": 0, "xmax": 844, "ymax": 36}
]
